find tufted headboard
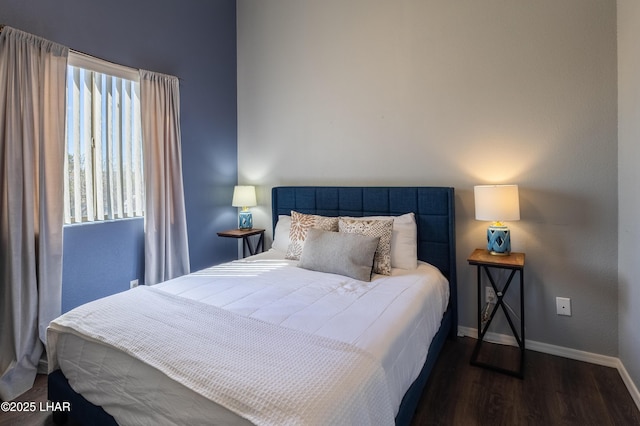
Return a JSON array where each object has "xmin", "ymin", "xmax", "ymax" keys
[{"xmin": 271, "ymin": 186, "xmax": 457, "ymax": 331}]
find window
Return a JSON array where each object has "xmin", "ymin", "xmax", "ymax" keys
[{"xmin": 63, "ymin": 52, "xmax": 144, "ymax": 224}]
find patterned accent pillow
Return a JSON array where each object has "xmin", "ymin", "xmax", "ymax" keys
[
  {"xmin": 339, "ymin": 217, "xmax": 393, "ymax": 275},
  {"xmin": 285, "ymin": 211, "xmax": 339, "ymax": 260}
]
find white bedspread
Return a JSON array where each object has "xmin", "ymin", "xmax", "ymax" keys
[
  {"xmin": 48, "ymin": 286, "xmax": 393, "ymax": 426},
  {"xmin": 47, "ymin": 251, "xmax": 449, "ymax": 425}
]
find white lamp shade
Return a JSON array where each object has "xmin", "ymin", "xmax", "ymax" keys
[
  {"xmin": 232, "ymin": 185, "xmax": 257, "ymax": 208},
  {"xmin": 474, "ymin": 185, "xmax": 520, "ymax": 222}
]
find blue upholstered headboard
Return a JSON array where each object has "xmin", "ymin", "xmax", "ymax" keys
[{"xmin": 271, "ymin": 186, "xmax": 457, "ymax": 326}]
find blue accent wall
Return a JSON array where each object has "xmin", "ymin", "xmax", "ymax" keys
[
  {"xmin": 62, "ymin": 219, "xmax": 144, "ymax": 312},
  {"xmin": 3, "ymin": 0, "xmax": 239, "ymax": 311}
]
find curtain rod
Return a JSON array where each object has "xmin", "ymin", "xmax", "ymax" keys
[
  {"xmin": 69, "ymin": 49, "xmax": 140, "ymax": 81},
  {"xmin": 70, "ymin": 49, "xmax": 183, "ymax": 83},
  {"xmin": 70, "ymin": 49, "xmax": 136, "ymax": 73},
  {"xmin": 0, "ymin": 26, "xmax": 182, "ymax": 82}
]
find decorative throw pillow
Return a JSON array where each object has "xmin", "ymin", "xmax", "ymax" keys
[
  {"xmin": 298, "ymin": 228, "xmax": 380, "ymax": 282},
  {"xmin": 285, "ymin": 211, "xmax": 339, "ymax": 260},
  {"xmin": 339, "ymin": 217, "xmax": 393, "ymax": 275}
]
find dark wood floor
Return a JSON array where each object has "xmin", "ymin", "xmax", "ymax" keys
[
  {"xmin": 412, "ymin": 337, "xmax": 640, "ymax": 426},
  {"xmin": 1, "ymin": 337, "xmax": 639, "ymax": 426}
]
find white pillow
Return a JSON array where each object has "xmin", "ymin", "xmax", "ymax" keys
[
  {"xmin": 388, "ymin": 213, "xmax": 418, "ymax": 270},
  {"xmin": 271, "ymin": 215, "xmax": 291, "ymax": 252},
  {"xmin": 342, "ymin": 213, "xmax": 417, "ymax": 270}
]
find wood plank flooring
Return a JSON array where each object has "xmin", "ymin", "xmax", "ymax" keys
[
  {"xmin": 1, "ymin": 337, "xmax": 638, "ymax": 425},
  {"xmin": 0, "ymin": 375, "xmax": 57, "ymax": 426},
  {"xmin": 412, "ymin": 337, "xmax": 640, "ymax": 425}
]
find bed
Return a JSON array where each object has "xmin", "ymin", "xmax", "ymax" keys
[{"xmin": 47, "ymin": 186, "xmax": 457, "ymax": 425}]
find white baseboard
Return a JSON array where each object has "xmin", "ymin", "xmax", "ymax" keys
[
  {"xmin": 617, "ymin": 358, "xmax": 640, "ymax": 411},
  {"xmin": 457, "ymin": 326, "xmax": 640, "ymax": 411}
]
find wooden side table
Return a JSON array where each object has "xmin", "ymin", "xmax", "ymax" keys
[
  {"xmin": 217, "ymin": 228, "xmax": 265, "ymax": 258},
  {"xmin": 467, "ymin": 248, "xmax": 526, "ymax": 378}
]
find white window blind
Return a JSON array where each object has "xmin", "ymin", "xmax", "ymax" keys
[{"xmin": 63, "ymin": 53, "xmax": 144, "ymax": 224}]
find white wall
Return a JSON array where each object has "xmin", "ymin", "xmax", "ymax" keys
[
  {"xmin": 618, "ymin": 0, "xmax": 640, "ymax": 392},
  {"xmin": 237, "ymin": 0, "xmax": 618, "ymax": 355}
]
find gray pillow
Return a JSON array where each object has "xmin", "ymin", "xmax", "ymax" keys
[{"xmin": 298, "ymin": 228, "xmax": 380, "ymax": 281}]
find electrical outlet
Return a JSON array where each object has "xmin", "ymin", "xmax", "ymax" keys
[
  {"xmin": 556, "ymin": 297, "xmax": 571, "ymax": 316},
  {"xmin": 130, "ymin": 279, "xmax": 139, "ymax": 289},
  {"xmin": 486, "ymin": 286, "xmax": 497, "ymax": 304}
]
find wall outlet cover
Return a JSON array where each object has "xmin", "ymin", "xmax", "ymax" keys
[
  {"xmin": 556, "ymin": 297, "xmax": 571, "ymax": 316},
  {"xmin": 486, "ymin": 286, "xmax": 497, "ymax": 303}
]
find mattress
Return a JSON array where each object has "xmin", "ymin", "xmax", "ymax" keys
[{"xmin": 48, "ymin": 249, "xmax": 449, "ymax": 425}]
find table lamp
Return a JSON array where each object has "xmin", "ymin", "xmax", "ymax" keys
[
  {"xmin": 232, "ymin": 185, "xmax": 257, "ymax": 229},
  {"xmin": 474, "ymin": 184, "xmax": 520, "ymax": 255}
]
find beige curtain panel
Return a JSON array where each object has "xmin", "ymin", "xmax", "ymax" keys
[
  {"xmin": 0, "ymin": 26, "xmax": 68, "ymax": 401},
  {"xmin": 140, "ymin": 70, "xmax": 190, "ymax": 285}
]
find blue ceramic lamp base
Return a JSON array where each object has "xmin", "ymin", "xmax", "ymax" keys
[
  {"xmin": 238, "ymin": 211, "xmax": 253, "ymax": 230},
  {"xmin": 487, "ymin": 225, "xmax": 511, "ymax": 255}
]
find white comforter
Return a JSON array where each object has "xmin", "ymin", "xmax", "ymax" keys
[
  {"xmin": 47, "ymin": 251, "xmax": 449, "ymax": 425},
  {"xmin": 48, "ymin": 286, "xmax": 393, "ymax": 425}
]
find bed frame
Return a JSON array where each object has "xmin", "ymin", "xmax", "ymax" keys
[{"xmin": 49, "ymin": 185, "xmax": 457, "ymax": 426}]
